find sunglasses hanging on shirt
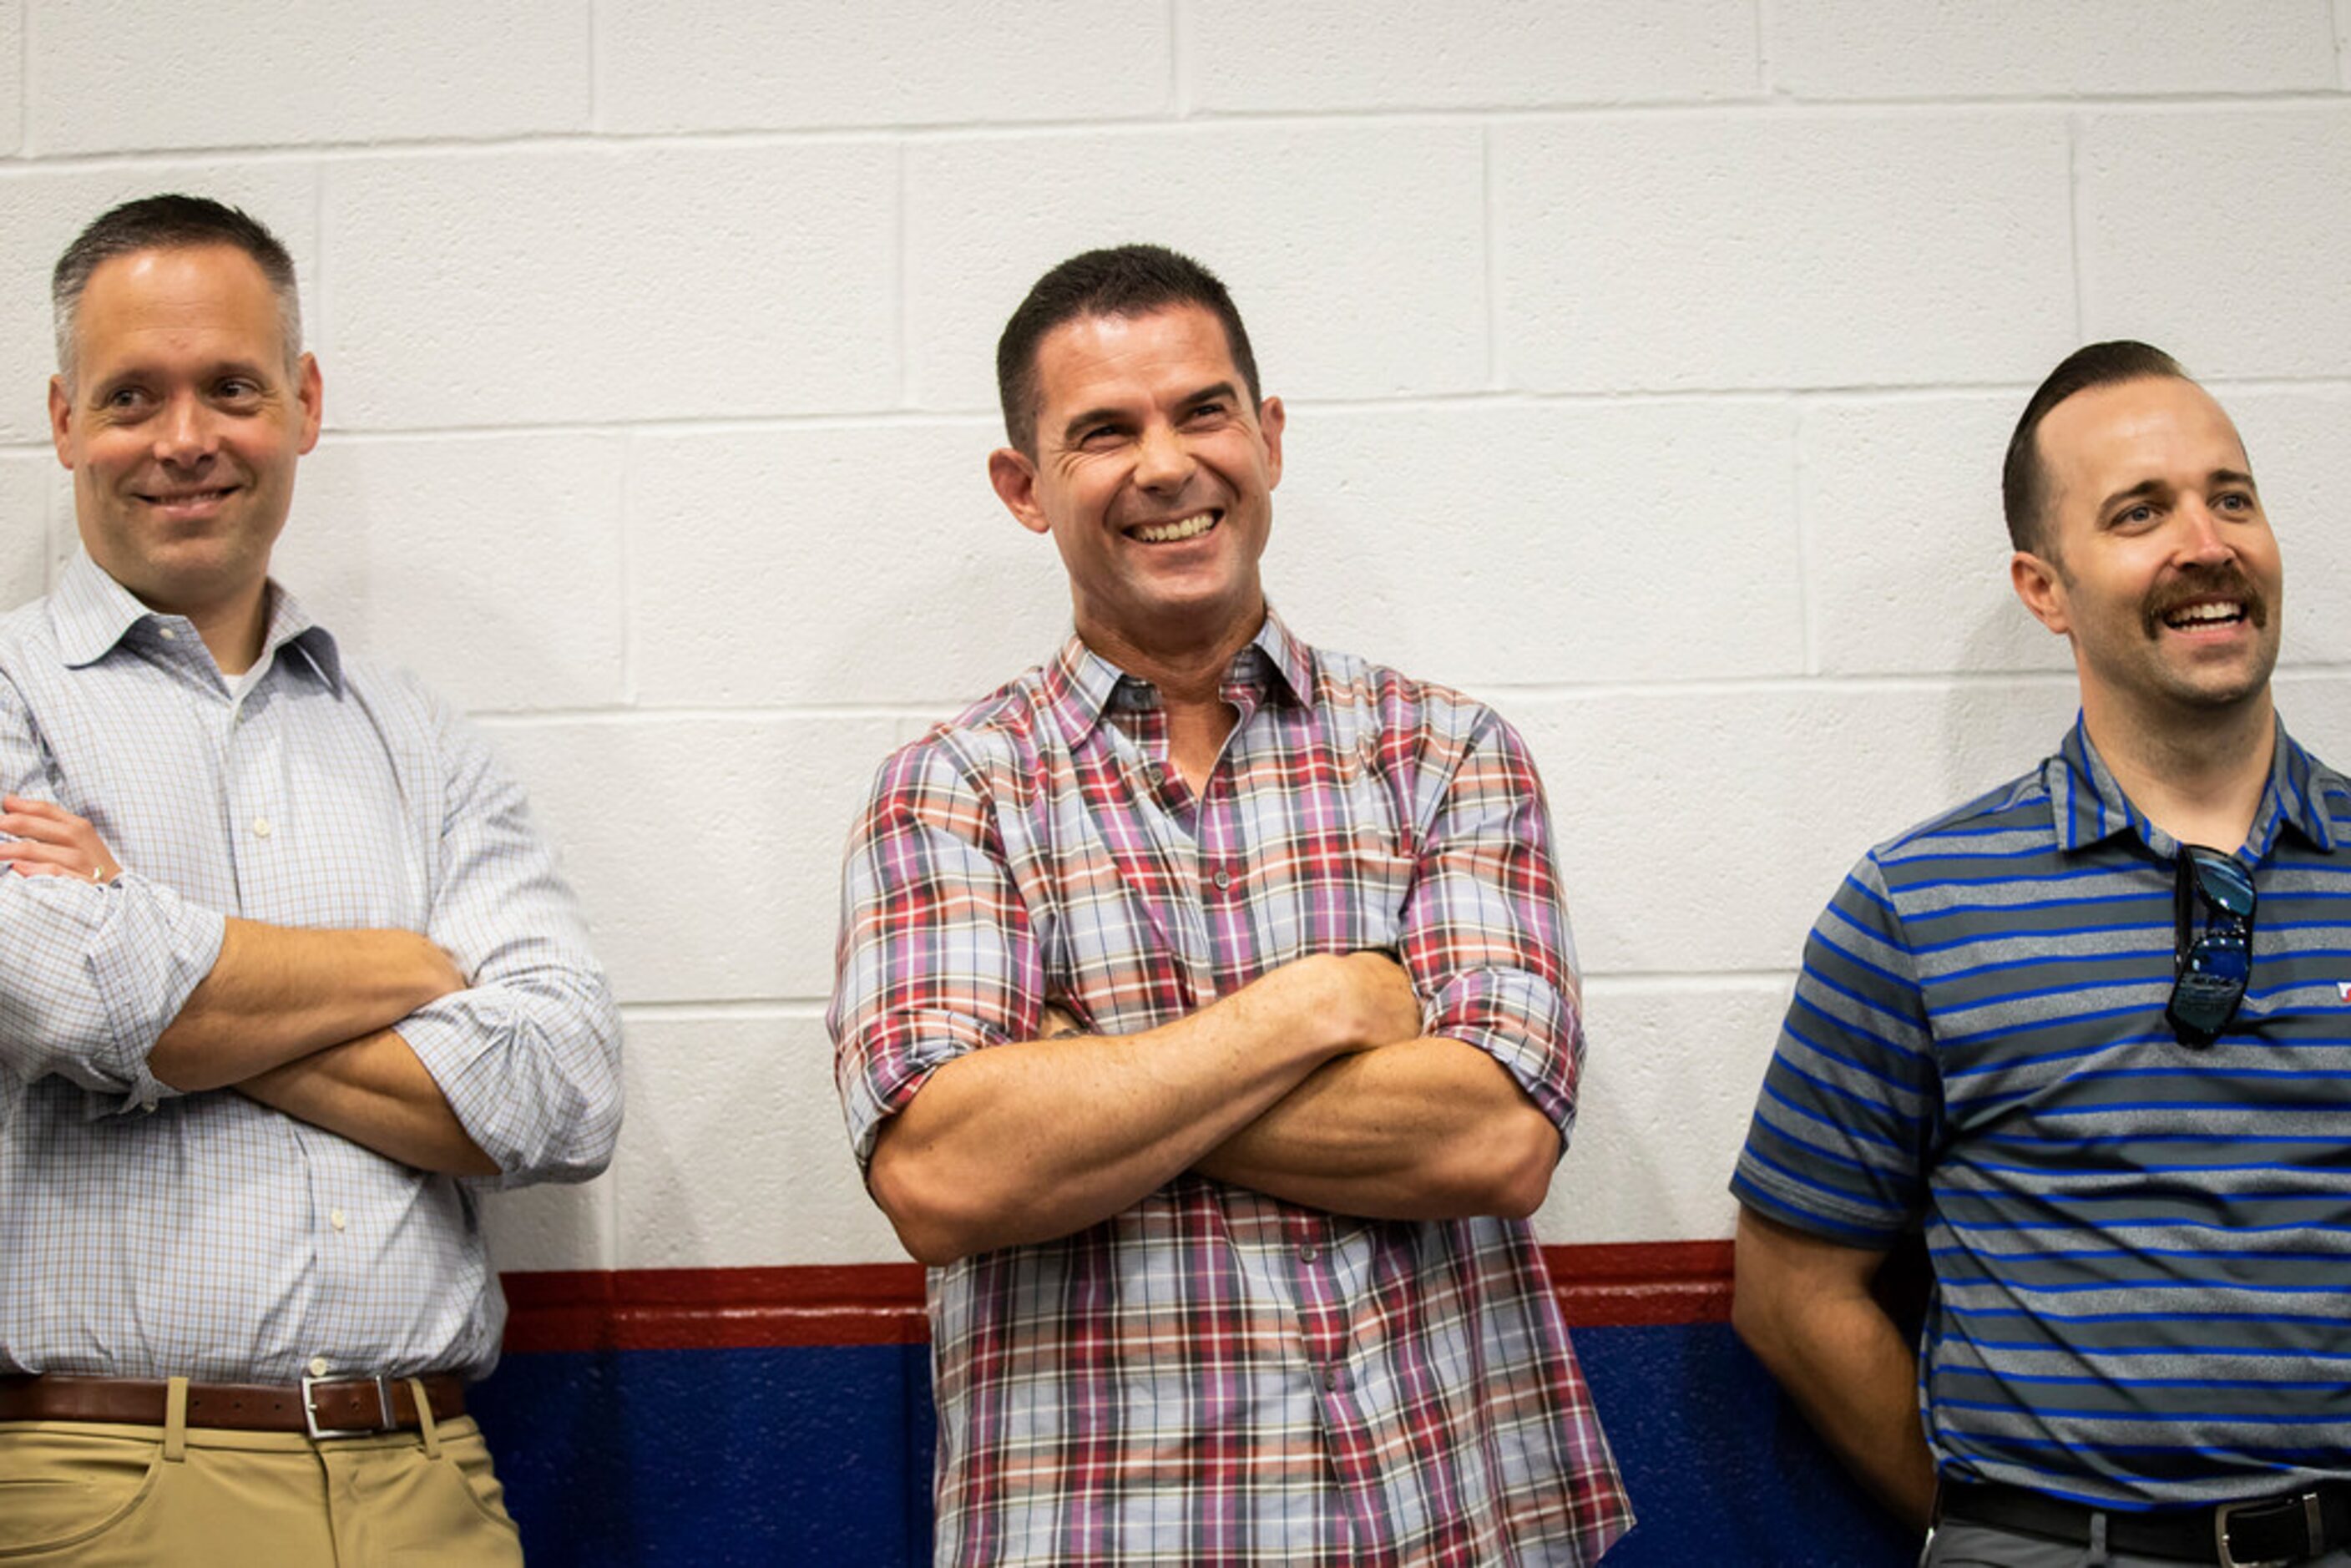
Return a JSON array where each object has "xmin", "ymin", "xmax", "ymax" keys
[{"xmin": 2166, "ymin": 845, "xmax": 2257, "ymax": 1049}]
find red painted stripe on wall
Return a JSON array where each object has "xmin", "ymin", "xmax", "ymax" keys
[{"xmin": 499, "ymin": 1241, "xmax": 1732, "ymax": 1354}]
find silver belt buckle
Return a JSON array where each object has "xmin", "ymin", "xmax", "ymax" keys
[
  {"xmin": 301, "ymin": 1373, "xmax": 394, "ymax": 1439},
  {"xmin": 2213, "ymin": 1491, "xmax": 2321, "ymax": 1568}
]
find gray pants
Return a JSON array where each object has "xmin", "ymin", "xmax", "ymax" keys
[{"xmin": 1924, "ymin": 1517, "xmax": 2351, "ymax": 1568}]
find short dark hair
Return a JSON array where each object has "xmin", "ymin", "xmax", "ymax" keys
[
  {"xmin": 2001, "ymin": 340, "xmax": 2188, "ymax": 556},
  {"xmin": 53, "ymin": 194, "xmax": 302, "ymax": 386},
  {"xmin": 995, "ymin": 244, "xmax": 1261, "ymax": 457}
]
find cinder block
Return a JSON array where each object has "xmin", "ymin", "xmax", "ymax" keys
[
  {"xmin": 1536, "ymin": 976, "xmax": 1792, "ymax": 1245},
  {"xmin": 1495, "ymin": 114, "xmax": 2074, "ymax": 392},
  {"xmin": 599, "ymin": 0, "xmax": 1167, "ymax": 132},
  {"xmin": 0, "ymin": 7, "xmax": 21, "ymax": 158},
  {"xmin": 0, "ymin": 453, "xmax": 52, "ymax": 612},
  {"xmin": 2080, "ymin": 108, "xmax": 2351, "ymax": 380},
  {"xmin": 1190, "ymin": 0, "xmax": 1755, "ymax": 111},
  {"xmin": 904, "ymin": 124, "xmax": 1488, "ymax": 410},
  {"xmin": 1772, "ymin": 0, "xmax": 2334, "ymax": 99},
  {"xmin": 614, "ymin": 1012, "xmax": 902, "ymax": 1268},
  {"xmin": 271, "ymin": 433, "xmax": 627, "ymax": 712},
  {"xmin": 2276, "ymin": 670, "xmax": 2351, "ymax": 757},
  {"xmin": 1273, "ymin": 397, "xmax": 1803, "ymax": 686},
  {"xmin": 1505, "ymin": 681, "xmax": 2081, "ymax": 978},
  {"xmin": 28, "ymin": 1, "xmax": 587, "ymax": 153},
  {"xmin": 628, "ymin": 421, "xmax": 1074, "ymax": 708},
  {"xmin": 322, "ymin": 146, "xmax": 896, "ymax": 429},
  {"xmin": 2227, "ymin": 386, "xmax": 2351, "ymax": 668},
  {"xmin": 1804, "ymin": 392, "xmax": 2068, "ymax": 676},
  {"xmin": 480, "ymin": 715, "xmax": 905, "ymax": 1006},
  {"xmin": 481, "ymin": 1177, "xmax": 614, "ymax": 1273},
  {"xmin": 0, "ymin": 165, "xmax": 317, "ymax": 444}
]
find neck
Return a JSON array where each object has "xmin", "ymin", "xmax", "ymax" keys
[
  {"xmin": 1078, "ymin": 602, "xmax": 1265, "ymax": 792},
  {"xmin": 1076, "ymin": 601, "xmax": 1265, "ymax": 709},
  {"xmin": 176, "ymin": 584, "xmax": 270, "ymax": 676},
  {"xmin": 2080, "ymin": 685, "xmax": 2277, "ymax": 852}
]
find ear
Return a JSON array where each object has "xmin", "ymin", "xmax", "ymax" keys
[
  {"xmin": 988, "ymin": 447, "xmax": 1050, "ymax": 536},
  {"xmin": 295, "ymin": 353, "xmax": 323, "ymax": 455},
  {"xmin": 2010, "ymin": 549, "xmax": 2070, "ymax": 635},
  {"xmin": 48, "ymin": 377, "xmax": 73, "ymax": 470},
  {"xmin": 1257, "ymin": 395, "xmax": 1285, "ymax": 490}
]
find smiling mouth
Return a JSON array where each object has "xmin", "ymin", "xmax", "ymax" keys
[
  {"xmin": 1128, "ymin": 511, "xmax": 1218, "ymax": 544},
  {"xmin": 2161, "ymin": 599, "xmax": 2248, "ymax": 631},
  {"xmin": 139, "ymin": 486, "xmax": 238, "ymax": 510}
]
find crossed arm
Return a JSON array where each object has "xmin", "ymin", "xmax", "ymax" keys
[
  {"xmin": 1732, "ymin": 1206, "xmax": 1937, "ymax": 1530},
  {"xmin": 2, "ymin": 793, "xmax": 494, "ymax": 1176},
  {"xmin": 867, "ymin": 951, "xmax": 1560, "ymax": 1265}
]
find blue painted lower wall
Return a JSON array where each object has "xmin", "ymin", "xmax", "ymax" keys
[{"xmin": 473, "ymin": 1326, "xmax": 1918, "ymax": 1565}]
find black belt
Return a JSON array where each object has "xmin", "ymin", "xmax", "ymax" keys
[{"xmin": 1940, "ymin": 1478, "xmax": 2351, "ymax": 1566}]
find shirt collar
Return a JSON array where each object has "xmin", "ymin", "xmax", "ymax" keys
[
  {"xmin": 1039, "ymin": 607, "xmax": 1313, "ymax": 746},
  {"xmin": 2049, "ymin": 712, "xmax": 2338, "ymax": 857},
  {"xmin": 51, "ymin": 551, "xmax": 344, "ymax": 693}
]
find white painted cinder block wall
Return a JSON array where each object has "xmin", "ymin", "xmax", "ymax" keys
[{"xmin": 4, "ymin": 2, "xmax": 2347, "ymax": 1272}]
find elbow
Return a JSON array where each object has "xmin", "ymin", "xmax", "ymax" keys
[
  {"xmin": 1462, "ymin": 1105, "xmax": 1561, "ymax": 1221},
  {"xmin": 867, "ymin": 1144, "xmax": 988, "ymax": 1267}
]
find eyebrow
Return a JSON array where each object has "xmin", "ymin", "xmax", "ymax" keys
[
  {"xmin": 2100, "ymin": 468, "xmax": 2259, "ymax": 514},
  {"xmin": 1055, "ymin": 381, "xmax": 1243, "ymax": 446}
]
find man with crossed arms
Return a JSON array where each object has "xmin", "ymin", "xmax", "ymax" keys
[
  {"xmin": 0, "ymin": 195, "xmax": 619, "ymax": 1564},
  {"xmin": 1736, "ymin": 342, "xmax": 2351, "ymax": 1565},
  {"xmin": 832, "ymin": 244, "xmax": 1628, "ymax": 1565}
]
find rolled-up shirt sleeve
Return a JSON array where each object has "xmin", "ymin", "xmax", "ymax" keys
[
  {"xmin": 1399, "ymin": 710, "xmax": 1583, "ymax": 1142},
  {"xmin": 391, "ymin": 684, "xmax": 621, "ymax": 1187},
  {"xmin": 0, "ymin": 678, "xmax": 225, "ymax": 1114},
  {"xmin": 829, "ymin": 738, "xmax": 1040, "ymax": 1172}
]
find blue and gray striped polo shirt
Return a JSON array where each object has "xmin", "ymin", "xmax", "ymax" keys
[{"xmin": 1734, "ymin": 718, "xmax": 2351, "ymax": 1510}]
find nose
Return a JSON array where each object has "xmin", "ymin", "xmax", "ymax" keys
[
  {"xmin": 1132, "ymin": 422, "xmax": 1195, "ymax": 493},
  {"xmin": 151, "ymin": 393, "xmax": 217, "ymax": 467},
  {"xmin": 2174, "ymin": 498, "xmax": 2235, "ymax": 567}
]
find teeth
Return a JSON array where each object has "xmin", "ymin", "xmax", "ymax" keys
[
  {"xmin": 2166, "ymin": 601, "xmax": 2243, "ymax": 627},
  {"xmin": 1133, "ymin": 513, "xmax": 1215, "ymax": 543}
]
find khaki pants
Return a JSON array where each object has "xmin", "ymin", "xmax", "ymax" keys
[{"xmin": 0, "ymin": 1378, "xmax": 523, "ymax": 1565}]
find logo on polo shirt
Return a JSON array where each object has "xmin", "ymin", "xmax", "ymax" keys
[{"xmin": 2338, "ymin": 982, "xmax": 2351, "ymax": 1003}]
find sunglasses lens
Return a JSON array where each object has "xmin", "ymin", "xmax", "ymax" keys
[{"xmin": 2189, "ymin": 851, "xmax": 2256, "ymax": 918}]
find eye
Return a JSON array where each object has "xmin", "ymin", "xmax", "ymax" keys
[
  {"xmin": 215, "ymin": 377, "xmax": 264, "ymax": 404},
  {"xmin": 103, "ymin": 385, "xmax": 149, "ymax": 411},
  {"xmin": 1184, "ymin": 402, "xmax": 1227, "ymax": 425},
  {"xmin": 2114, "ymin": 501, "xmax": 2159, "ymax": 528},
  {"xmin": 1076, "ymin": 424, "xmax": 1125, "ymax": 449},
  {"xmin": 2214, "ymin": 490, "xmax": 2256, "ymax": 513}
]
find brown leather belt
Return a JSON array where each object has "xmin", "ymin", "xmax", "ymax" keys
[{"xmin": 0, "ymin": 1373, "xmax": 465, "ymax": 1439}]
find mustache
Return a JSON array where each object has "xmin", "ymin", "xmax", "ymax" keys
[{"xmin": 2142, "ymin": 563, "xmax": 2270, "ymax": 638}]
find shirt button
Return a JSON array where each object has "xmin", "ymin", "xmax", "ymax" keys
[
  {"xmin": 1145, "ymin": 763, "xmax": 1165, "ymax": 783},
  {"xmin": 308, "ymin": 1356, "xmax": 330, "ymax": 1378},
  {"xmin": 157, "ymin": 627, "xmax": 177, "ymax": 641},
  {"xmin": 329, "ymin": 1208, "xmax": 347, "ymax": 1232},
  {"xmin": 1212, "ymin": 869, "xmax": 1231, "ymax": 890},
  {"xmin": 1300, "ymin": 1244, "xmax": 1319, "ymax": 1262},
  {"xmin": 1322, "ymin": 1370, "xmax": 1338, "ymax": 1393},
  {"xmin": 252, "ymin": 817, "xmax": 274, "ymax": 838}
]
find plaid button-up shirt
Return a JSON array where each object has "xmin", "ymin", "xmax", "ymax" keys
[{"xmin": 832, "ymin": 613, "xmax": 1630, "ymax": 1565}]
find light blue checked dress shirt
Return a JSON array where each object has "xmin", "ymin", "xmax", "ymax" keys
[{"xmin": 0, "ymin": 554, "xmax": 620, "ymax": 1385}]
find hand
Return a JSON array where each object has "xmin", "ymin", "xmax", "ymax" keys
[
  {"xmin": 1312, "ymin": 950, "xmax": 1423, "ymax": 1052},
  {"xmin": 0, "ymin": 796, "xmax": 123, "ymax": 883}
]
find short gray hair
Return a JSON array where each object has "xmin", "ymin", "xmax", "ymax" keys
[{"xmin": 53, "ymin": 194, "xmax": 303, "ymax": 387}]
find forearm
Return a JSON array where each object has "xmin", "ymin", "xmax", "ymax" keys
[
  {"xmin": 1732, "ymin": 1209, "xmax": 1936, "ymax": 1530},
  {"xmin": 1193, "ymin": 1034, "xmax": 1560, "ymax": 1219},
  {"xmin": 869, "ymin": 953, "xmax": 1398, "ymax": 1264},
  {"xmin": 236, "ymin": 1029, "xmax": 498, "ymax": 1176},
  {"xmin": 149, "ymin": 918, "xmax": 465, "ymax": 1092}
]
